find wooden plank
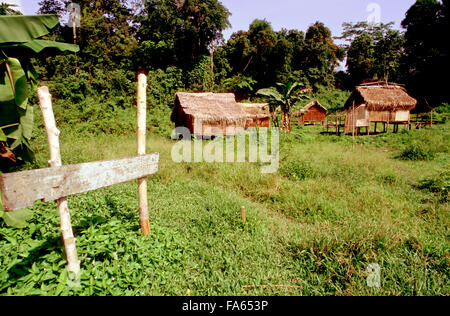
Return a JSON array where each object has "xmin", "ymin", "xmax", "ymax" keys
[{"xmin": 0, "ymin": 153, "xmax": 159, "ymax": 212}]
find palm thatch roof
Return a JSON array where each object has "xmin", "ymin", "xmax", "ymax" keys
[
  {"xmin": 238, "ymin": 103, "xmax": 270, "ymax": 119},
  {"xmin": 344, "ymin": 85, "xmax": 417, "ymax": 111},
  {"xmin": 293, "ymin": 100, "xmax": 328, "ymax": 116},
  {"xmin": 172, "ymin": 92, "xmax": 248, "ymax": 125}
]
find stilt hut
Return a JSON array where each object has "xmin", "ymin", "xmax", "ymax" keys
[
  {"xmin": 343, "ymin": 83, "xmax": 417, "ymax": 134},
  {"xmin": 238, "ymin": 103, "xmax": 270, "ymax": 128},
  {"xmin": 293, "ymin": 100, "xmax": 328, "ymax": 125}
]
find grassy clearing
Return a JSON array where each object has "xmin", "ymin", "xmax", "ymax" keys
[{"xmin": 0, "ymin": 103, "xmax": 449, "ymax": 296}]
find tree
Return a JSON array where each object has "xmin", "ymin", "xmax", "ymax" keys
[
  {"xmin": 374, "ymin": 30, "xmax": 404, "ymax": 83},
  {"xmin": 136, "ymin": 0, "xmax": 230, "ymax": 72},
  {"xmin": 0, "ymin": 2, "xmax": 22, "ymax": 15},
  {"xmin": 37, "ymin": 0, "xmax": 64, "ymax": 14},
  {"xmin": 341, "ymin": 21, "xmax": 405, "ymax": 85},
  {"xmin": 336, "ymin": 21, "xmax": 395, "ymax": 49},
  {"xmin": 302, "ymin": 22, "xmax": 344, "ymax": 89},
  {"xmin": 257, "ymin": 81, "xmax": 309, "ymax": 133},
  {"xmin": 346, "ymin": 32, "xmax": 376, "ymax": 85},
  {"xmin": 401, "ymin": 0, "xmax": 448, "ymax": 106}
]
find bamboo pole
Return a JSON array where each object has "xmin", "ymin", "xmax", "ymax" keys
[
  {"xmin": 137, "ymin": 73, "xmax": 150, "ymax": 236},
  {"xmin": 37, "ymin": 86, "xmax": 80, "ymax": 281},
  {"xmin": 70, "ymin": 0, "xmax": 78, "ymax": 74}
]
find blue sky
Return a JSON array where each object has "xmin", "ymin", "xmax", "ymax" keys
[{"xmin": 18, "ymin": 0, "xmax": 416, "ymax": 39}]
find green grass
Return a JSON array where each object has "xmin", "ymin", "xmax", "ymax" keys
[{"xmin": 0, "ymin": 99, "xmax": 449, "ymax": 296}]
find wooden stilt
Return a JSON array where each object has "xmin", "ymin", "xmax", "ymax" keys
[
  {"xmin": 37, "ymin": 86, "xmax": 80, "ymax": 282},
  {"xmin": 241, "ymin": 206, "xmax": 246, "ymax": 222}
]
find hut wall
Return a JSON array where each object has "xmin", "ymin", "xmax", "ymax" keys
[
  {"xmin": 394, "ymin": 110, "xmax": 410, "ymax": 122},
  {"xmin": 370, "ymin": 111, "xmax": 390, "ymax": 122},
  {"xmin": 344, "ymin": 104, "xmax": 369, "ymax": 134},
  {"xmin": 246, "ymin": 117, "xmax": 270, "ymax": 129},
  {"xmin": 193, "ymin": 120, "xmax": 242, "ymax": 137},
  {"xmin": 299, "ymin": 105, "xmax": 326, "ymax": 124}
]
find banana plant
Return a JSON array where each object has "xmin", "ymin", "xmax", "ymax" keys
[
  {"xmin": 257, "ymin": 81, "xmax": 310, "ymax": 133},
  {"xmin": 0, "ymin": 14, "xmax": 79, "ymax": 166},
  {"xmin": 0, "ymin": 14, "xmax": 78, "ymax": 228}
]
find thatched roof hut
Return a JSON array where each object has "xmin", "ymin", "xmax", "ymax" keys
[
  {"xmin": 344, "ymin": 85, "xmax": 417, "ymax": 111},
  {"xmin": 293, "ymin": 100, "xmax": 328, "ymax": 125},
  {"xmin": 171, "ymin": 92, "xmax": 257, "ymax": 136},
  {"xmin": 238, "ymin": 103, "xmax": 270, "ymax": 128},
  {"xmin": 343, "ymin": 84, "xmax": 417, "ymax": 134}
]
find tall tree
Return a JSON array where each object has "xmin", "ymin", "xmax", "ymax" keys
[
  {"xmin": 402, "ymin": 0, "xmax": 448, "ymax": 106},
  {"xmin": 346, "ymin": 32, "xmax": 376, "ymax": 85},
  {"xmin": 302, "ymin": 22, "xmax": 344, "ymax": 89},
  {"xmin": 341, "ymin": 21, "xmax": 405, "ymax": 86},
  {"xmin": 136, "ymin": 0, "xmax": 230, "ymax": 71}
]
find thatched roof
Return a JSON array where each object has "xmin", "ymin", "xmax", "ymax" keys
[
  {"xmin": 172, "ymin": 92, "xmax": 248, "ymax": 125},
  {"xmin": 238, "ymin": 103, "xmax": 270, "ymax": 119},
  {"xmin": 344, "ymin": 85, "xmax": 417, "ymax": 111},
  {"xmin": 293, "ymin": 100, "xmax": 327, "ymax": 116}
]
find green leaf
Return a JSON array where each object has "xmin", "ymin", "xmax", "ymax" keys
[
  {"xmin": 0, "ymin": 15, "xmax": 59, "ymax": 44},
  {"xmin": 5, "ymin": 57, "xmax": 29, "ymax": 109},
  {"xmin": 0, "ymin": 128, "xmax": 6, "ymax": 142},
  {"xmin": 16, "ymin": 39, "xmax": 79, "ymax": 54},
  {"xmin": 256, "ymin": 88, "xmax": 283, "ymax": 103},
  {"xmin": 2, "ymin": 208, "xmax": 33, "ymax": 228},
  {"xmin": 4, "ymin": 124, "xmax": 22, "ymax": 140},
  {"xmin": 19, "ymin": 105, "xmax": 34, "ymax": 139}
]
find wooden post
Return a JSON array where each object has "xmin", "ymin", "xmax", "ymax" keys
[
  {"xmin": 37, "ymin": 86, "xmax": 80, "ymax": 281},
  {"xmin": 137, "ymin": 73, "xmax": 150, "ymax": 236},
  {"xmin": 336, "ymin": 116, "xmax": 338, "ymax": 136},
  {"xmin": 241, "ymin": 206, "xmax": 246, "ymax": 222},
  {"xmin": 352, "ymin": 102, "xmax": 355, "ymax": 139},
  {"xmin": 430, "ymin": 110, "xmax": 433, "ymax": 127}
]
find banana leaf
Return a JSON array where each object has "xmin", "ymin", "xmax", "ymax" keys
[
  {"xmin": 2, "ymin": 39, "xmax": 79, "ymax": 55},
  {"xmin": 0, "ymin": 14, "xmax": 59, "ymax": 44}
]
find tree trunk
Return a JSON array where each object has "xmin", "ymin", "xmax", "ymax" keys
[
  {"xmin": 37, "ymin": 86, "xmax": 80, "ymax": 282},
  {"xmin": 281, "ymin": 112, "xmax": 291, "ymax": 133}
]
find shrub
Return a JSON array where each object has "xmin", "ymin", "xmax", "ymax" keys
[
  {"xmin": 398, "ymin": 142, "xmax": 436, "ymax": 161},
  {"xmin": 418, "ymin": 172, "xmax": 450, "ymax": 202}
]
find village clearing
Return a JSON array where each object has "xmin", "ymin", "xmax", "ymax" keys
[{"xmin": 1, "ymin": 110, "xmax": 448, "ymax": 296}]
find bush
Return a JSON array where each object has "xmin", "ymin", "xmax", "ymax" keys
[
  {"xmin": 398, "ymin": 142, "xmax": 436, "ymax": 161},
  {"xmin": 418, "ymin": 172, "xmax": 450, "ymax": 202}
]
